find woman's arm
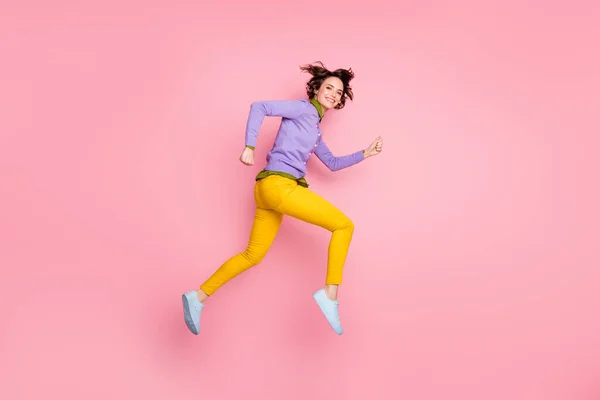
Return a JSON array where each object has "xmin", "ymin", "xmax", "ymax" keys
[
  {"xmin": 244, "ymin": 100, "xmax": 309, "ymax": 149},
  {"xmin": 313, "ymin": 138, "xmax": 365, "ymax": 172},
  {"xmin": 314, "ymin": 135, "xmax": 383, "ymax": 171}
]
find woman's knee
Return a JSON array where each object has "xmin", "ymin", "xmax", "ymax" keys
[
  {"xmin": 241, "ymin": 247, "xmax": 268, "ymax": 266},
  {"xmin": 339, "ymin": 217, "xmax": 354, "ymax": 233}
]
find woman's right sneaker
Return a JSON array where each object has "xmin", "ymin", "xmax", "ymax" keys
[{"xmin": 182, "ymin": 291, "xmax": 204, "ymax": 335}]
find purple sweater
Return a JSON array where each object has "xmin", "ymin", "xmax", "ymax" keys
[{"xmin": 244, "ymin": 99, "xmax": 365, "ymax": 179}]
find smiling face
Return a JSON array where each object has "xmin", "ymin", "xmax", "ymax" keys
[{"xmin": 314, "ymin": 76, "xmax": 344, "ymax": 111}]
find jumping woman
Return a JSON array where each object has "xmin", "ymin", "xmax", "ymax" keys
[{"xmin": 182, "ymin": 61, "xmax": 383, "ymax": 335}]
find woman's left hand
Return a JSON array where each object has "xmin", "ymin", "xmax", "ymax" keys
[{"xmin": 363, "ymin": 136, "xmax": 383, "ymax": 158}]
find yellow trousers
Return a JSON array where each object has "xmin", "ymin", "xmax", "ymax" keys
[{"xmin": 199, "ymin": 175, "xmax": 355, "ymax": 296}]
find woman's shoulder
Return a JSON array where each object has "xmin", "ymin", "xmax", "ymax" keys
[
  {"xmin": 281, "ymin": 98, "xmax": 311, "ymax": 108},
  {"xmin": 249, "ymin": 98, "xmax": 317, "ymax": 119}
]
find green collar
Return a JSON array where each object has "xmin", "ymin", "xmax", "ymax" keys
[{"xmin": 310, "ymin": 97, "xmax": 324, "ymax": 120}]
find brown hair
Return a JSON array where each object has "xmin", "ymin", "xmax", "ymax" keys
[{"xmin": 299, "ymin": 61, "xmax": 354, "ymax": 110}]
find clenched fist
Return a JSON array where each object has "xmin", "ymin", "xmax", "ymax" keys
[
  {"xmin": 239, "ymin": 146, "xmax": 255, "ymax": 166},
  {"xmin": 363, "ymin": 136, "xmax": 383, "ymax": 158}
]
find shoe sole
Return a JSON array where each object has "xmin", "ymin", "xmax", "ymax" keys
[{"xmin": 182, "ymin": 294, "xmax": 199, "ymax": 335}]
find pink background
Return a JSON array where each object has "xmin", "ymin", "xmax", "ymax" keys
[{"xmin": 1, "ymin": 1, "xmax": 599, "ymax": 399}]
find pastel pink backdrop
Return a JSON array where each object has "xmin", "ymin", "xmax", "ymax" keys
[{"xmin": 1, "ymin": 1, "xmax": 599, "ymax": 399}]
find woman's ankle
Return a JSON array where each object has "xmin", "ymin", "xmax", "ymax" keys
[
  {"xmin": 324, "ymin": 284, "xmax": 338, "ymax": 301},
  {"xmin": 196, "ymin": 289, "xmax": 209, "ymax": 303}
]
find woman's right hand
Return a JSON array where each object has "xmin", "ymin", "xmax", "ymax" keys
[{"xmin": 239, "ymin": 147, "xmax": 255, "ymax": 166}]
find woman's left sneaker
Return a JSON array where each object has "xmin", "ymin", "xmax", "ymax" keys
[{"xmin": 313, "ymin": 289, "xmax": 343, "ymax": 335}]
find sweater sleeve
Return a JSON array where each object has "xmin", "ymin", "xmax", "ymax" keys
[
  {"xmin": 313, "ymin": 137, "xmax": 365, "ymax": 171},
  {"xmin": 244, "ymin": 100, "xmax": 308, "ymax": 149}
]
